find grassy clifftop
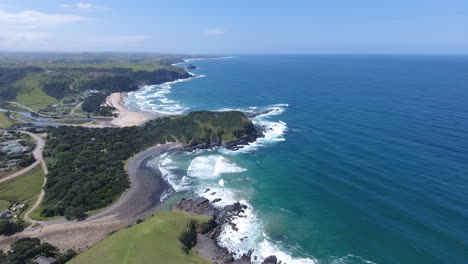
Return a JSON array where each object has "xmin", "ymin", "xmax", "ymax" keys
[
  {"xmin": 145, "ymin": 111, "xmax": 258, "ymax": 147},
  {"xmin": 41, "ymin": 111, "xmax": 258, "ymax": 219},
  {"xmin": 69, "ymin": 211, "xmax": 211, "ymax": 264}
]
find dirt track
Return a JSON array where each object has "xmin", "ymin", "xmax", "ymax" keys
[{"xmin": 0, "ymin": 143, "xmax": 183, "ymax": 251}]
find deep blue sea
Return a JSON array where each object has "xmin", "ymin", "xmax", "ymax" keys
[{"xmin": 127, "ymin": 55, "xmax": 468, "ymax": 264}]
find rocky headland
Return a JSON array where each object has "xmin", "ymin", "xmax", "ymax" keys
[{"xmin": 175, "ymin": 197, "xmax": 281, "ymax": 264}]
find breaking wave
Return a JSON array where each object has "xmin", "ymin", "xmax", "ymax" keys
[{"xmin": 125, "ymin": 74, "xmax": 204, "ymax": 115}]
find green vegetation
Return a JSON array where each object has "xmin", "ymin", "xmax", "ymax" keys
[
  {"xmin": 0, "ymin": 112, "xmax": 23, "ymax": 129},
  {"xmin": 41, "ymin": 73, "xmax": 75, "ymax": 99},
  {"xmin": 41, "ymin": 111, "xmax": 257, "ymax": 219},
  {"xmin": 12, "ymin": 72, "xmax": 60, "ymax": 111},
  {"xmin": 0, "ymin": 165, "xmax": 44, "ymax": 202},
  {"xmin": 82, "ymin": 93, "xmax": 115, "ymax": 116},
  {"xmin": 0, "ymin": 237, "xmax": 76, "ymax": 264},
  {"xmin": 10, "ymin": 112, "xmax": 36, "ymax": 122},
  {"xmin": 70, "ymin": 211, "xmax": 211, "ymax": 264},
  {"xmin": 0, "ymin": 199, "xmax": 9, "ymax": 211},
  {"xmin": 79, "ymin": 74, "xmax": 138, "ymax": 93},
  {"xmin": 0, "ymin": 131, "xmax": 37, "ymax": 169},
  {"xmin": 29, "ymin": 202, "xmax": 62, "ymax": 221},
  {"xmin": 0, "ymin": 67, "xmax": 42, "ymax": 102},
  {"xmin": 0, "ymin": 219, "xmax": 27, "ymax": 236},
  {"xmin": 0, "ymin": 53, "xmax": 197, "ymax": 118}
]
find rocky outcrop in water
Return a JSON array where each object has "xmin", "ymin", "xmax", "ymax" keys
[
  {"xmin": 175, "ymin": 197, "xmax": 278, "ymax": 264},
  {"xmin": 244, "ymin": 109, "xmax": 275, "ymax": 118},
  {"xmin": 186, "ymin": 64, "xmax": 197, "ymax": 70}
]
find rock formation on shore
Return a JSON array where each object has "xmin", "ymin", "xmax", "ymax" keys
[{"xmin": 175, "ymin": 197, "xmax": 280, "ymax": 264}]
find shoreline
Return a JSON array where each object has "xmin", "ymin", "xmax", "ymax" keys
[
  {"xmin": 0, "ymin": 143, "xmax": 183, "ymax": 251},
  {"xmin": 106, "ymin": 92, "xmax": 163, "ymax": 127}
]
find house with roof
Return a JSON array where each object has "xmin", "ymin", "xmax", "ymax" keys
[{"xmin": 34, "ymin": 256, "xmax": 56, "ymax": 264}]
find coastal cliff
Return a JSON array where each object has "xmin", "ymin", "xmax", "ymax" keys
[{"xmin": 129, "ymin": 67, "xmax": 192, "ymax": 85}]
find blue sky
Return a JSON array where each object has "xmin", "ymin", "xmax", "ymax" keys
[{"xmin": 0, "ymin": 0, "xmax": 467, "ymax": 54}]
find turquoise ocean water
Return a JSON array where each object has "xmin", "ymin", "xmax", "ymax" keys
[{"xmin": 126, "ymin": 55, "xmax": 468, "ymax": 264}]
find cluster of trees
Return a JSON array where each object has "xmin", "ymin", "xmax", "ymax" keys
[
  {"xmin": 0, "ymin": 219, "xmax": 26, "ymax": 236},
  {"xmin": 81, "ymin": 93, "xmax": 115, "ymax": 116},
  {"xmin": 0, "ymin": 67, "xmax": 42, "ymax": 102},
  {"xmin": 0, "ymin": 237, "xmax": 76, "ymax": 264},
  {"xmin": 41, "ymin": 75, "xmax": 74, "ymax": 99},
  {"xmin": 0, "ymin": 86, "xmax": 18, "ymax": 102},
  {"xmin": 80, "ymin": 75, "xmax": 137, "ymax": 115},
  {"xmin": 79, "ymin": 75, "xmax": 138, "ymax": 93},
  {"xmin": 127, "ymin": 68, "xmax": 191, "ymax": 84},
  {"xmin": 41, "ymin": 111, "xmax": 257, "ymax": 219},
  {"xmin": 0, "ymin": 151, "xmax": 36, "ymax": 169},
  {"xmin": 18, "ymin": 154, "xmax": 36, "ymax": 168}
]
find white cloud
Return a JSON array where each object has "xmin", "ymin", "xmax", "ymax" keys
[
  {"xmin": 0, "ymin": 9, "xmax": 87, "ymax": 28},
  {"xmin": 204, "ymin": 28, "xmax": 225, "ymax": 36},
  {"xmin": 60, "ymin": 2, "xmax": 106, "ymax": 10},
  {"xmin": 0, "ymin": 9, "xmax": 87, "ymax": 50}
]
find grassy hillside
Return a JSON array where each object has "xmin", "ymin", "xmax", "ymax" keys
[
  {"xmin": 0, "ymin": 112, "xmax": 24, "ymax": 129},
  {"xmin": 12, "ymin": 72, "xmax": 60, "ymax": 111},
  {"xmin": 0, "ymin": 164, "xmax": 44, "ymax": 202},
  {"xmin": 40, "ymin": 111, "xmax": 258, "ymax": 219},
  {"xmin": 0, "ymin": 54, "xmax": 193, "ymax": 116},
  {"xmin": 70, "ymin": 211, "xmax": 211, "ymax": 264}
]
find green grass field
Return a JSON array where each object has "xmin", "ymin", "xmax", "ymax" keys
[
  {"xmin": 0, "ymin": 199, "xmax": 10, "ymax": 211},
  {"xmin": 0, "ymin": 165, "xmax": 44, "ymax": 202},
  {"xmin": 0, "ymin": 112, "xmax": 24, "ymax": 129},
  {"xmin": 13, "ymin": 72, "xmax": 59, "ymax": 111},
  {"xmin": 70, "ymin": 211, "xmax": 211, "ymax": 264}
]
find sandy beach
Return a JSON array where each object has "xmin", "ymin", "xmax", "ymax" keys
[{"xmin": 107, "ymin": 92, "xmax": 161, "ymax": 127}]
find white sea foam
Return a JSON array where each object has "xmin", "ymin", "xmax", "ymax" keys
[
  {"xmin": 125, "ymin": 73, "xmax": 205, "ymax": 115},
  {"xmin": 151, "ymin": 155, "xmax": 191, "ymax": 196},
  {"xmin": 329, "ymin": 254, "xmax": 377, "ymax": 264},
  {"xmin": 218, "ymin": 104, "xmax": 289, "ymax": 154},
  {"xmin": 187, "ymin": 155, "xmax": 247, "ymax": 179},
  {"xmin": 196, "ymin": 185, "xmax": 316, "ymax": 264},
  {"xmin": 137, "ymin": 72, "xmax": 311, "ymax": 264}
]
